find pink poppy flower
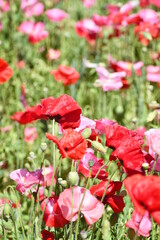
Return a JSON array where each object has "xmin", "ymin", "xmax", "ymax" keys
[
  {"xmin": 145, "ymin": 128, "xmax": 160, "ymax": 156},
  {"xmin": 120, "ymin": 1, "xmax": 139, "ymax": 14},
  {"xmin": 108, "ymin": 55, "xmax": 144, "ymax": 77},
  {"xmin": 126, "ymin": 210, "xmax": 152, "ymax": 237},
  {"xmin": 21, "ymin": 0, "xmax": 44, "ymax": 17},
  {"xmin": 146, "ymin": 66, "xmax": 160, "ymax": 82},
  {"xmin": 41, "ymin": 196, "xmax": 68, "ymax": 228},
  {"xmin": 95, "ymin": 67, "xmax": 126, "ymax": 92},
  {"xmin": 75, "ymin": 19, "xmax": 101, "ymax": 44},
  {"xmin": 82, "ymin": 0, "xmax": 95, "ymax": 8},
  {"xmin": 46, "ymin": 49, "xmax": 61, "ymax": 61},
  {"xmin": 95, "ymin": 118, "xmax": 115, "ymax": 135},
  {"xmin": 75, "ymin": 116, "xmax": 96, "ymax": 133},
  {"xmin": 46, "ymin": 8, "xmax": 68, "ymax": 22},
  {"xmin": 18, "ymin": 21, "xmax": 48, "ymax": 44},
  {"xmin": 0, "ymin": 0, "xmax": 10, "ymax": 12},
  {"xmin": 24, "ymin": 127, "xmax": 38, "ymax": 143},
  {"xmin": 58, "ymin": 186, "xmax": 104, "ymax": 224},
  {"xmin": 138, "ymin": 9, "xmax": 159, "ymax": 24},
  {"xmin": 78, "ymin": 148, "xmax": 108, "ymax": 179},
  {"xmin": 42, "ymin": 165, "xmax": 56, "ymax": 187},
  {"xmin": 1, "ymin": 125, "xmax": 12, "ymax": 133},
  {"xmin": 10, "ymin": 169, "xmax": 44, "ymax": 194},
  {"xmin": 106, "ymin": 4, "xmax": 119, "ymax": 14},
  {"xmin": 150, "ymin": 0, "xmax": 160, "ymax": 8}
]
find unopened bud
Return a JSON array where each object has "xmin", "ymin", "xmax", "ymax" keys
[
  {"xmin": 60, "ymin": 180, "xmax": 68, "ymax": 188},
  {"xmin": 29, "ymin": 152, "xmax": 36, "ymax": 159},
  {"xmin": 3, "ymin": 204, "xmax": 11, "ymax": 217},
  {"xmin": 80, "ymin": 230, "xmax": 88, "ymax": 239},
  {"xmin": 142, "ymin": 163, "xmax": 149, "ymax": 170},
  {"xmin": 81, "ymin": 128, "xmax": 91, "ymax": 139},
  {"xmin": 110, "ymin": 213, "xmax": 119, "ymax": 226},
  {"xmin": 40, "ymin": 142, "xmax": 47, "ymax": 152},
  {"xmin": 24, "ymin": 163, "xmax": 30, "ymax": 170},
  {"xmin": 68, "ymin": 171, "xmax": 79, "ymax": 186},
  {"xmin": 43, "ymin": 189, "xmax": 48, "ymax": 197},
  {"xmin": 58, "ymin": 178, "xmax": 63, "ymax": 184},
  {"xmin": 88, "ymin": 159, "xmax": 94, "ymax": 168},
  {"xmin": 90, "ymin": 141, "xmax": 106, "ymax": 154},
  {"xmin": 119, "ymin": 190, "xmax": 127, "ymax": 197}
]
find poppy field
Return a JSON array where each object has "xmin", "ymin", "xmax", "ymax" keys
[{"xmin": 1, "ymin": 0, "xmax": 160, "ymax": 239}]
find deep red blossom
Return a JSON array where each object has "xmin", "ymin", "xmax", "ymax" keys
[
  {"xmin": 124, "ymin": 174, "xmax": 160, "ymax": 225},
  {"xmin": 106, "ymin": 124, "xmax": 146, "ymax": 175},
  {"xmin": 41, "ymin": 230, "xmax": 54, "ymax": 240},
  {"xmin": 90, "ymin": 180, "xmax": 124, "ymax": 212},
  {"xmin": 46, "ymin": 129, "xmax": 87, "ymax": 160},
  {"xmin": 11, "ymin": 95, "xmax": 81, "ymax": 129},
  {"xmin": 50, "ymin": 65, "xmax": 80, "ymax": 86},
  {"xmin": 41, "ymin": 196, "xmax": 68, "ymax": 228},
  {"xmin": 0, "ymin": 58, "xmax": 13, "ymax": 84}
]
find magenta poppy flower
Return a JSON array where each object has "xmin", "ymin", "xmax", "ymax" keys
[
  {"xmin": 108, "ymin": 55, "xmax": 144, "ymax": 77},
  {"xmin": 125, "ymin": 210, "xmax": 152, "ymax": 237},
  {"xmin": 78, "ymin": 148, "xmax": 108, "ymax": 179},
  {"xmin": 82, "ymin": 0, "xmax": 95, "ymax": 8},
  {"xmin": 24, "ymin": 127, "xmax": 38, "ymax": 143},
  {"xmin": 75, "ymin": 19, "xmax": 101, "ymax": 44},
  {"xmin": 10, "ymin": 169, "xmax": 44, "ymax": 194},
  {"xmin": 95, "ymin": 118, "xmax": 115, "ymax": 135},
  {"xmin": 95, "ymin": 67, "xmax": 126, "ymax": 91},
  {"xmin": 0, "ymin": 0, "xmax": 10, "ymax": 12},
  {"xmin": 46, "ymin": 8, "xmax": 68, "ymax": 22},
  {"xmin": 21, "ymin": 0, "xmax": 44, "ymax": 17},
  {"xmin": 58, "ymin": 186, "xmax": 104, "ymax": 224},
  {"xmin": 18, "ymin": 21, "xmax": 48, "ymax": 44},
  {"xmin": 146, "ymin": 66, "xmax": 160, "ymax": 83},
  {"xmin": 41, "ymin": 196, "xmax": 68, "ymax": 228}
]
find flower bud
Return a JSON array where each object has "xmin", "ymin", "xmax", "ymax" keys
[
  {"xmin": 43, "ymin": 189, "xmax": 49, "ymax": 197},
  {"xmin": 88, "ymin": 159, "xmax": 94, "ymax": 168},
  {"xmin": 3, "ymin": 204, "xmax": 11, "ymax": 217},
  {"xmin": 58, "ymin": 178, "xmax": 63, "ymax": 184},
  {"xmin": 81, "ymin": 128, "xmax": 91, "ymax": 139},
  {"xmin": 68, "ymin": 171, "xmax": 79, "ymax": 186},
  {"xmin": 24, "ymin": 163, "xmax": 30, "ymax": 170},
  {"xmin": 110, "ymin": 213, "xmax": 119, "ymax": 226},
  {"xmin": 29, "ymin": 152, "xmax": 36, "ymax": 160},
  {"xmin": 142, "ymin": 163, "xmax": 149, "ymax": 171},
  {"xmin": 40, "ymin": 142, "xmax": 47, "ymax": 152},
  {"xmin": 119, "ymin": 190, "xmax": 127, "ymax": 197},
  {"xmin": 80, "ymin": 230, "xmax": 88, "ymax": 239},
  {"xmin": 90, "ymin": 141, "xmax": 106, "ymax": 154},
  {"xmin": 60, "ymin": 180, "xmax": 68, "ymax": 188}
]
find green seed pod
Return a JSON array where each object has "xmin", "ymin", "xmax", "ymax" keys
[
  {"xmin": 91, "ymin": 141, "xmax": 106, "ymax": 154},
  {"xmin": 68, "ymin": 172, "xmax": 79, "ymax": 186},
  {"xmin": 142, "ymin": 163, "xmax": 149, "ymax": 171},
  {"xmin": 60, "ymin": 180, "xmax": 68, "ymax": 188},
  {"xmin": 81, "ymin": 128, "xmax": 91, "ymax": 139},
  {"xmin": 40, "ymin": 142, "xmax": 47, "ymax": 152}
]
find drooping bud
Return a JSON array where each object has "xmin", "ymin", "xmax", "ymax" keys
[
  {"xmin": 43, "ymin": 189, "xmax": 49, "ymax": 197},
  {"xmin": 68, "ymin": 171, "xmax": 79, "ymax": 186},
  {"xmin": 81, "ymin": 128, "xmax": 91, "ymax": 139},
  {"xmin": 3, "ymin": 204, "xmax": 11, "ymax": 217},
  {"xmin": 110, "ymin": 213, "xmax": 119, "ymax": 226},
  {"xmin": 90, "ymin": 140, "xmax": 106, "ymax": 154}
]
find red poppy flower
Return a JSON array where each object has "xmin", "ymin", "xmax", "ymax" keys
[
  {"xmin": 46, "ymin": 129, "xmax": 87, "ymax": 160},
  {"xmin": 11, "ymin": 95, "xmax": 81, "ymax": 129},
  {"xmin": 124, "ymin": 174, "xmax": 160, "ymax": 225},
  {"xmin": 41, "ymin": 230, "xmax": 54, "ymax": 240},
  {"xmin": 134, "ymin": 22, "xmax": 160, "ymax": 46},
  {"xmin": 90, "ymin": 180, "xmax": 124, "ymax": 212},
  {"xmin": 106, "ymin": 124, "xmax": 145, "ymax": 175},
  {"xmin": 41, "ymin": 196, "xmax": 68, "ymax": 228},
  {"xmin": 0, "ymin": 58, "xmax": 13, "ymax": 84},
  {"xmin": 50, "ymin": 65, "xmax": 80, "ymax": 86}
]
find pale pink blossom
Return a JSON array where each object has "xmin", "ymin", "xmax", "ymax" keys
[
  {"xmin": 120, "ymin": 0, "xmax": 139, "ymax": 14},
  {"xmin": 108, "ymin": 55, "xmax": 144, "ymax": 76},
  {"xmin": 75, "ymin": 116, "xmax": 96, "ymax": 133},
  {"xmin": 24, "ymin": 127, "xmax": 38, "ymax": 143},
  {"xmin": 10, "ymin": 169, "xmax": 44, "ymax": 194},
  {"xmin": 42, "ymin": 165, "xmax": 56, "ymax": 187},
  {"xmin": 18, "ymin": 21, "xmax": 48, "ymax": 44},
  {"xmin": 125, "ymin": 210, "xmax": 152, "ymax": 237},
  {"xmin": 58, "ymin": 186, "xmax": 104, "ymax": 224},
  {"xmin": 138, "ymin": 9, "xmax": 159, "ymax": 24},
  {"xmin": 146, "ymin": 66, "xmax": 160, "ymax": 82},
  {"xmin": 46, "ymin": 49, "xmax": 61, "ymax": 61},
  {"xmin": 95, "ymin": 67, "xmax": 125, "ymax": 92},
  {"xmin": 46, "ymin": 8, "xmax": 68, "ymax": 22},
  {"xmin": 82, "ymin": 0, "xmax": 95, "ymax": 8},
  {"xmin": 145, "ymin": 128, "xmax": 160, "ymax": 156},
  {"xmin": 1, "ymin": 125, "xmax": 12, "ymax": 133},
  {"xmin": 21, "ymin": 0, "xmax": 44, "ymax": 17}
]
